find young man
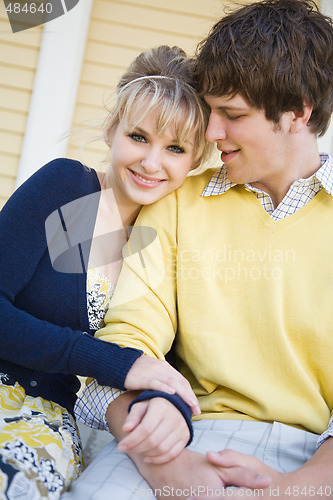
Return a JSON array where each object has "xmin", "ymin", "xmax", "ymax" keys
[{"xmin": 64, "ymin": 1, "xmax": 333, "ymax": 498}]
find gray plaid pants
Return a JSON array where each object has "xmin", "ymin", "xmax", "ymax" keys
[{"xmin": 62, "ymin": 420, "xmax": 318, "ymax": 500}]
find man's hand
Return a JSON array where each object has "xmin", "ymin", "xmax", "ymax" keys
[
  {"xmin": 191, "ymin": 439, "xmax": 333, "ymax": 499},
  {"xmin": 124, "ymin": 355, "xmax": 201, "ymax": 416},
  {"xmin": 106, "ymin": 394, "xmax": 271, "ymax": 498},
  {"xmin": 135, "ymin": 448, "xmax": 271, "ymax": 500}
]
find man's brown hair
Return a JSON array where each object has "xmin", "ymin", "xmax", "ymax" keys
[{"xmin": 195, "ymin": 0, "xmax": 333, "ymax": 136}]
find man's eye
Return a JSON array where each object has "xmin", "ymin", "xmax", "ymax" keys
[
  {"xmin": 168, "ymin": 145, "xmax": 185, "ymax": 154},
  {"xmin": 226, "ymin": 113, "xmax": 244, "ymax": 120},
  {"xmin": 128, "ymin": 133, "xmax": 146, "ymax": 143}
]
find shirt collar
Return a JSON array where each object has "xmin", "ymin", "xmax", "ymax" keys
[{"xmin": 201, "ymin": 153, "xmax": 333, "ymax": 198}]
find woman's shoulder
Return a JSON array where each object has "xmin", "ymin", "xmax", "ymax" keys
[
  {"xmin": 23, "ymin": 158, "xmax": 100, "ymax": 201},
  {"xmin": 37, "ymin": 158, "xmax": 96, "ymax": 183},
  {"xmin": 2, "ymin": 158, "xmax": 100, "ymax": 218}
]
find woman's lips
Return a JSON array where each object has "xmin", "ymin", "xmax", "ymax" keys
[{"xmin": 129, "ymin": 169, "xmax": 165, "ymax": 188}]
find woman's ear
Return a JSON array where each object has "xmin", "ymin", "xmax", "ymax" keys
[
  {"xmin": 103, "ymin": 127, "xmax": 111, "ymax": 147},
  {"xmin": 104, "ymin": 121, "xmax": 118, "ymax": 147},
  {"xmin": 290, "ymin": 102, "xmax": 313, "ymax": 134}
]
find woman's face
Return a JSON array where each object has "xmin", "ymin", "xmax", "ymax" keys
[{"xmin": 105, "ymin": 106, "xmax": 196, "ymax": 209}]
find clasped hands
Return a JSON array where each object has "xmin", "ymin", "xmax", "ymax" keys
[
  {"xmin": 109, "ymin": 393, "xmax": 272, "ymax": 499},
  {"xmin": 108, "ymin": 356, "xmax": 330, "ymax": 499},
  {"xmin": 116, "ymin": 355, "xmax": 272, "ymax": 497}
]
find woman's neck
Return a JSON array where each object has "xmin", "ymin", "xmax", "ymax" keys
[{"xmin": 97, "ymin": 171, "xmax": 142, "ymax": 228}]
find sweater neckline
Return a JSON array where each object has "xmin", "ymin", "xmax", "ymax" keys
[{"xmin": 241, "ymin": 185, "xmax": 329, "ymax": 229}]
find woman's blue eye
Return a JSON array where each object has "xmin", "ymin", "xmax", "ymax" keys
[
  {"xmin": 168, "ymin": 145, "xmax": 185, "ymax": 154},
  {"xmin": 128, "ymin": 133, "xmax": 146, "ymax": 142}
]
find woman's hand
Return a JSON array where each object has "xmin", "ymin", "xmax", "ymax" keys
[
  {"xmin": 124, "ymin": 355, "xmax": 200, "ymax": 416},
  {"xmin": 117, "ymin": 397, "xmax": 191, "ymax": 464}
]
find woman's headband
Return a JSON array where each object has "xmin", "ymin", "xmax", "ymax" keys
[{"xmin": 119, "ymin": 74, "xmax": 196, "ymax": 94}]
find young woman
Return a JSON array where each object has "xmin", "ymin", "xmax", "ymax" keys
[{"xmin": 0, "ymin": 45, "xmax": 211, "ymax": 499}]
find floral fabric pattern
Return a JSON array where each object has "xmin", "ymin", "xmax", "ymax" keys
[
  {"xmin": 0, "ymin": 381, "xmax": 83, "ymax": 499},
  {"xmin": 86, "ymin": 264, "xmax": 115, "ymax": 330}
]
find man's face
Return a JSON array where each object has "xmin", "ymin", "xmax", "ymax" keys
[{"xmin": 204, "ymin": 93, "xmax": 295, "ymax": 191}]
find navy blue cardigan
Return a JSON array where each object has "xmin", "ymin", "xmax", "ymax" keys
[{"xmin": 0, "ymin": 159, "xmax": 142, "ymax": 414}]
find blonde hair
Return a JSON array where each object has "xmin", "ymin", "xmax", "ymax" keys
[{"xmin": 104, "ymin": 46, "xmax": 212, "ymax": 170}]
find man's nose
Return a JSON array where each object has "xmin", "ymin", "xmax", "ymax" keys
[{"xmin": 205, "ymin": 112, "xmax": 227, "ymax": 143}]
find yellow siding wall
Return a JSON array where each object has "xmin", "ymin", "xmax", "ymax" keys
[
  {"xmin": 67, "ymin": 0, "xmax": 235, "ymax": 170},
  {"xmin": 0, "ymin": 2, "xmax": 43, "ymax": 208}
]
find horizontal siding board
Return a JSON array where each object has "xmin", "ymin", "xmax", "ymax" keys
[
  {"xmin": 81, "ymin": 62, "xmax": 116, "ymax": 88},
  {"xmin": 0, "ymin": 20, "xmax": 43, "ymax": 47},
  {"xmin": 66, "ymin": 145, "xmax": 109, "ymax": 171},
  {"xmin": 111, "ymin": 0, "xmax": 223, "ymax": 18},
  {"xmin": 0, "ymin": 65, "xmax": 35, "ymax": 90},
  {"xmin": 93, "ymin": 1, "xmax": 214, "ymax": 38},
  {"xmin": 0, "ymin": 42, "xmax": 40, "ymax": 69},
  {"xmin": 0, "ymin": 87, "xmax": 31, "ymax": 112},
  {"xmin": 69, "ymin": 135, "xmax": 107, "ymax": 154},
  {"xmin": 71, "ymin": 105, "xmax": 108, "ymax": 132},
  {"xmin": 85, "ymin": 42, "xmax": 144, "ymax": 70},
  {"xmin": 0, "ymin": 131, "xmax": 23, "ymax": 155},
  {"xmin": 0, "ymin": 153, "xmax": 19, "ymax": 177},
  {"xmin": 88, "ymin": 20, "xmax": 201, "ymax": 54},
  {"xmin": 0, "ymin": 109, "xmax": 27, "ymax": 134},
  {"xmin": 75, "ymin": 82, "xmax": 116, "ymax": 109}
]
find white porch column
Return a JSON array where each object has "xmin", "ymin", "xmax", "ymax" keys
[{"xmin": 15, "ymin": 0, "xmax": 93, "ymax": 188}]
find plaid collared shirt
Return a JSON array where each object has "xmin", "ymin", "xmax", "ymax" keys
[
  {"xmin": 75, "ymin": 380, "xmax": 123, "ymax": 431},
  {"xmin": 75, "ymin": 153, "xmax": 333, "ymax": 446},
  {"xmin": 202, "ymin": 153, "xmax": 333, "ymax": 220}
]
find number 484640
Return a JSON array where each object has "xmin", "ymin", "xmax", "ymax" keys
[
  {"xmin": 6, "ymin": 3, "xmax": 53, "ymax": 14},
  {"xmin": 284, "ymin": 486, "xmax": 332, "ymax": 497}
]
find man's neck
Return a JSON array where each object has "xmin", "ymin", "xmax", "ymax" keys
[{"xmin": 251, "ymin": 139, "xmax": 321, "ymax": 208}]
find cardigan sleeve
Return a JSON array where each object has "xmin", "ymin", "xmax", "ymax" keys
[
  {"xmin": 0, "ymin": 159, "xmax": 142, "ymax": 389},
  {"xmin": 95, "ymin": 190, "xmax": 179, "ymax": 359}
]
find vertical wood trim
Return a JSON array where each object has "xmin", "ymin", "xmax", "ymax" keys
[{"xmin": 15, "ymin": 0, "xmax": 94, "ymax": 188}]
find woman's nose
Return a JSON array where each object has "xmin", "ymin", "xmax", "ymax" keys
[{"xmin": 141, "ymin": 148, "xmax": 163, "ymax": 173}]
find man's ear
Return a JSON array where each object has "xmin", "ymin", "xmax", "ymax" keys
[{"xmin": 290, "ymin": 102, "xmax": 313, "ymax": 134}]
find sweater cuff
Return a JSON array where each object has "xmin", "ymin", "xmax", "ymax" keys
[
  {"xmin": 128, "ymin": 390, "xmax": 193, "ymax": 445},
  {"xmin": 71, "ymin": 333, "xmax": 143, "ymax": 390}
]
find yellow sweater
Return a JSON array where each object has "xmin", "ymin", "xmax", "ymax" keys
[{"xmin": 97, "ymin": 169, "xmax": 333, "ymax": 435}]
